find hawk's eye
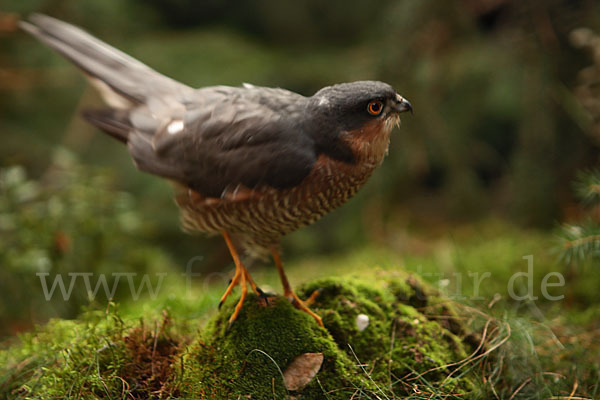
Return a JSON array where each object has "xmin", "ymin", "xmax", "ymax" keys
[{"xmin": 367, "ymin": 100, "xmax": 384, "ymax": 116}]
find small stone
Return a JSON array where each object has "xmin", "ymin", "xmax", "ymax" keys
[
  {"xmin": 355, "ymin": 314, "xmax": 370, "ymax": 331},
  {"xmin": 283, "ymin": 352, "xmax": 324, "ymax": 391}
]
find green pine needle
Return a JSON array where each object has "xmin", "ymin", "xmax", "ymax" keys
[
  {"xmin": 558, "ymin": 221, "xmax": 600, "ymax": 264},
  {"xmin": 574, "ymin": 169, "xmax": 600, "ymax": 207}
]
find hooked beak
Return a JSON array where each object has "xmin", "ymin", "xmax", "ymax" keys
[{"xmin": 393, "ymin": 94, "xmax": 413, "ymax": 114}]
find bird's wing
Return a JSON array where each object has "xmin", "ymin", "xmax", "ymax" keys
[
  {"xmin": 21, "ymin": 14, "xmax": 317, "ymax": 197},
  {"xmin": 125, "ymin": 86, "xmax": 317, "ymax": 198}
]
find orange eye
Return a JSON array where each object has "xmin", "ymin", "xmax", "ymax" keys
[{"xmin": 367, "ymin": 100, "xmax": 384, "ymax": 116}]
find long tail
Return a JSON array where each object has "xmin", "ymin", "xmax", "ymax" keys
[
  {"xmin": 19, "ymin": 14, "xmax": 193, "ymax": 104},
  {"xmin": 20, "ymin": 14, "xmax": 193, "ymax": 141}
]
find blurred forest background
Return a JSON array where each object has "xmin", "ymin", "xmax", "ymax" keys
[
  {"xmin": 3, "ymin": 0, "xmax": 600, "ymax": 397},
  {"xmin": 2, "ymin": 0, "xmax": 600, "ymax": 361}
]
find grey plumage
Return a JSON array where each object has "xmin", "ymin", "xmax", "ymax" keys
[
  {"xmin": 20, "ymin": 14, "xmax": 194, "ymax": 104},
  {"xmin": 20, "ymin": 14, "xmax": 321, "ymax": 197},
  {"xmin": 20, "ymin": 14, "xmax": 412, "ymax": 255}
]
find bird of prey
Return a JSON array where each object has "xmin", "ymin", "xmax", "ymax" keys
[{"xmin": 20, "ymin": 14, "xmax": 412, "ymax": 328}]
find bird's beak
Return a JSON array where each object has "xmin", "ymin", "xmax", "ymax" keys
[{"xmin": 393, "ymin": 94, "xmax": 413, "ymax": 114}]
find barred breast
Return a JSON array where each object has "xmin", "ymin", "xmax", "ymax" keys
[
  {"xmin": 175, "ymin": 115, "xmax": 396, "ymax": 255},
  {"xmin": 175, "ymin": 155, "xmax": 379, "ymax": 252}
]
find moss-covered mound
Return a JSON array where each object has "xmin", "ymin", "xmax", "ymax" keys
[
  {"xmin": 180, "ymin": 272, "xmax": 477, "ymax": 398},
  {"xmin": 1, "ymin": 272, "xmax": 479, "ymax": 399}
]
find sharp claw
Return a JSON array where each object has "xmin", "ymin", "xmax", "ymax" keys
[
  {"xmin": 226, "ymin": 320, "xmax": 234, "ymax": 333},
  {"xmin": 308, "ymin": 289, "xmax": 321, "ymax": 304},
  {"xmin": 256, "ymin": 288, "xmax": 269, "ymax": 306},
  {"xmin": 218, "ymin": 299, "xmax": 224, "ymax": 310}
]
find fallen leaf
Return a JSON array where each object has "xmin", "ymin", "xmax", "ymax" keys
[{"xmin": 283, "ymin": 352, "xmax": 324, "ymax": 391}]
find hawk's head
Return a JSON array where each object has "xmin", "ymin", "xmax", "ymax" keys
[{"xmin": 308, "ymin": 80, "xmax": 412, "ymax": 163}]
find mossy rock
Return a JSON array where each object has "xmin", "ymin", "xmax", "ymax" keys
[
  {"xmin": 1, "ymin": 272, "xmax": 478, "ymax": 399},
  {"xmin": 179, "ymin": 272, "xmax": 476, "ymax": 398}
]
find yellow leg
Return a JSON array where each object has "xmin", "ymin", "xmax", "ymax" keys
[
  {"xmin": 243, "ymin": 267, "xmax": 267, "ymax": 301},
  {"xmin": 219, "ymin": 231, "xmax": 265, "ymax": 328},
  {"xmin": 271, "ymin": 248, "xmax": 323, "ymax": 327}
]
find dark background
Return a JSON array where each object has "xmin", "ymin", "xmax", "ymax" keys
[{"xmin": 1, "ymin": 0, "xmax": 600, "ymax": 332}]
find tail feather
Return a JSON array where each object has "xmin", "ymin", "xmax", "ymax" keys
[
  {"xmin": 20, "ymin": 13, "xmax": 196, "ymax": 148},
  {"xmin": 19, "ymin": 14, "xmax": 193, "ymax": 104},
  {"xmin": 81, "ymin": 109, "xmax": 132, "ymax": 143}
]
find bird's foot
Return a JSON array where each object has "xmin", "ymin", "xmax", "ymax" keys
[
  {"xmin": 219, "ymin": 268, "xmax": 242, "ymax": 310},
  {"xmin": 244, "ymin": 269, "xmax": 269, "ymax": 306},
  {"xmin": 255, "ymin": 286, "xmax": 270, "ymax": 306},
  {"xmin": 220, "ymin": 266, "xmax": 269, "ymax": 331},
  {"xmin": 285, "ymin": 289, "xmax": 323, "ymax": 327},
  {"xmin": 303, "ymin": 289, "xmax": 320, "ymax": 306},
  {"xmin": 224, "ymin": 266, "xmax": 248, "ymax": 330}
]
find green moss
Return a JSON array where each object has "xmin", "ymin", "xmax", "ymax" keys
[
  {"xmin": 0, "ymin": 306, "xmax": 181, "ymax": 399},
  {"xmin": 179, "ymin": 272, "xmax": 476, "ymax": 398},
  {"xmin": 3, "ymin": 225, "xmax": 599, "ymax": 398},
  {"xmin": 2, "ymin": 273, "xmax": 476, "ymax": 399},
  {"xmin": 178, "ymin": 295, "xmax": 363, "ymax": 399},
  {"xmin": 0, "ymin": 309, "xmax": 129, "ymax": 398}
]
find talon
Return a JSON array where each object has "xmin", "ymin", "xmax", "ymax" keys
[
  {"xmin": 282, "ymin": 290, "xmax": 323, "ymax": 327},
  {"xmin": 219, "ymin": 231, "xmax": 255, "ymax": 326},
  {"xmin": 305, "ymin": 289, "xmax": 321, "ymax": 306},
  {"xmin": 271, "ymin": 248, "xmax": 323, "ymax": 326},
  {"xmin": 218, "ymin": 299, "xmax": 224, "ymax": 310},
  {"xmin": 257, "ymin": 287, "xmax": 269, "ymax": 306}
]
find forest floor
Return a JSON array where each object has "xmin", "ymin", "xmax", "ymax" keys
[{"xmin": 1, "ymin": 221, "xmax": 599, "ymax": 399}]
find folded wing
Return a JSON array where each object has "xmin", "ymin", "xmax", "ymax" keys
[{"xmin": 21, "ymin": 14, "xmax": 317, "ymax": 198}]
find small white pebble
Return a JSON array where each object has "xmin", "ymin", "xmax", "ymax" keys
[
  {"xmin": 356, "ymin": 314, "xmax": 370, "ymax": 331},
  {"xmin": 413, "ymin": 318, "xmax": 420, "ymax": 325}
]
